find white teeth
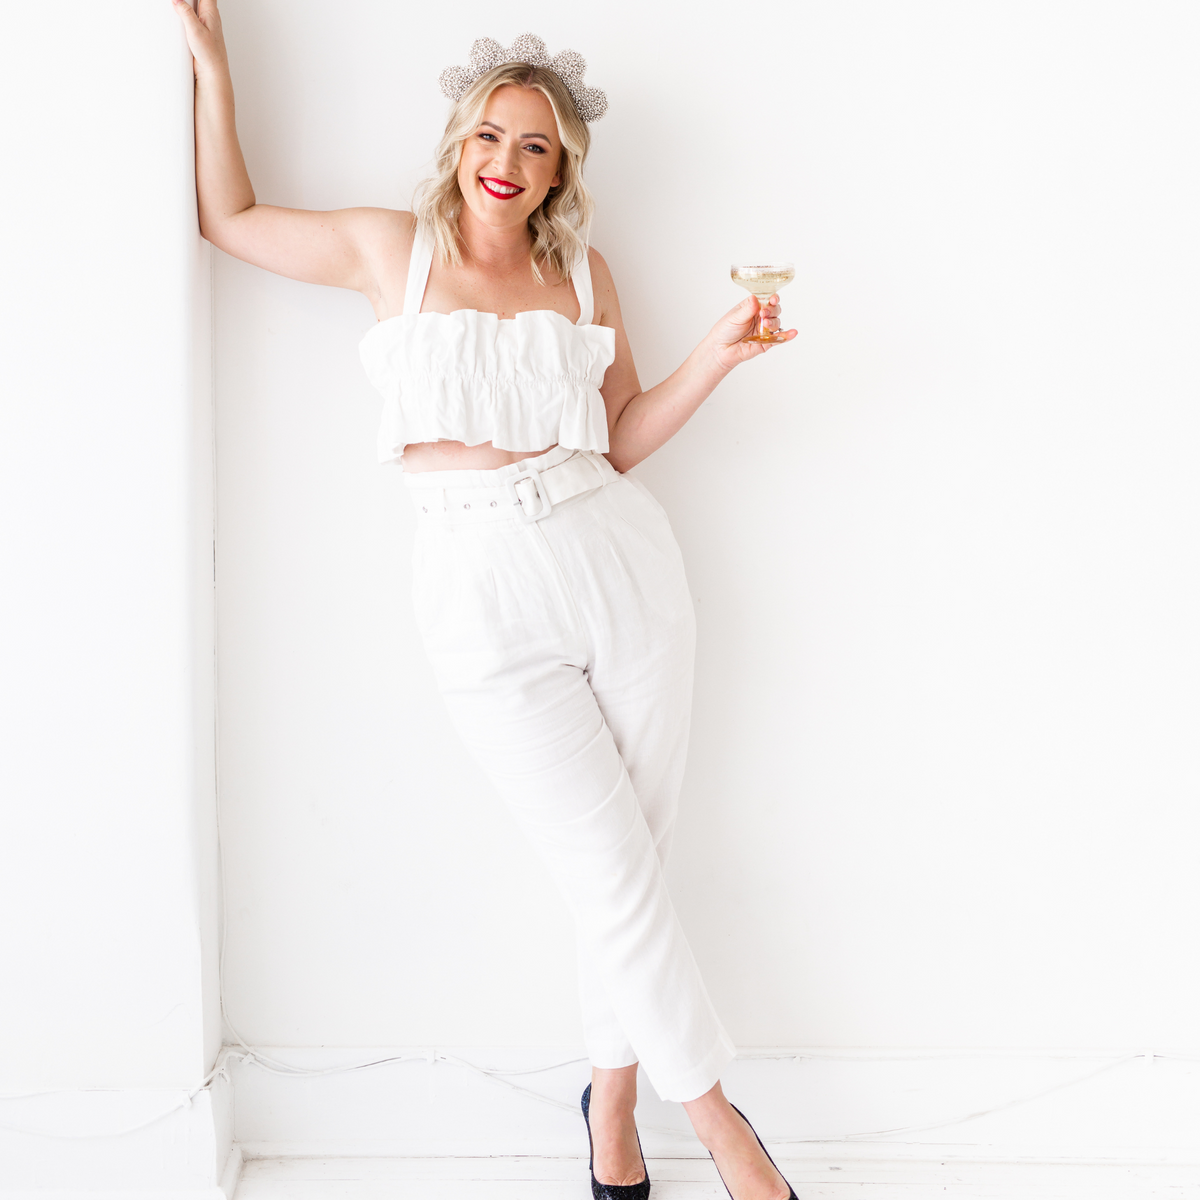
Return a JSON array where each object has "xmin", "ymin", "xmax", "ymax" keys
[{"xmin": 482, "ymin": 179, "xmax": 521, "ymax": 195}]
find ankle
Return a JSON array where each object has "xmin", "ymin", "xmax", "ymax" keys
[
  {"xmin": 589, "ymin": 1065, "xmax": 639, "ymax": 1113},
  {"xmin": 684, "ymin": 1093, "xmax": 737, "ymax": 1149}
]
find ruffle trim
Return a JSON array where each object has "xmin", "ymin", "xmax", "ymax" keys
[
  {"xmin": 375, "ymin": 379, "xmax": 610, "ymax": 465},
  {"xmin": 360, "ymin": 309, "xmax": 616, "ymax": 467}
]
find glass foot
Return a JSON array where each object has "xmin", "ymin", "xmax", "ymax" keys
[{"xmin": 742, "ymin": 331, "xmax": 788, "ymax": 344}]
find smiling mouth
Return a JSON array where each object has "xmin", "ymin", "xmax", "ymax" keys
[{"xmin": 479, "ymin": 177, "xmax": 526, "ymax": 199}]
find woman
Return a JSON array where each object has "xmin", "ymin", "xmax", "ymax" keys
[{"xmin": 173, "ymin": 3, "xmax": 798, "ymax": 1197}]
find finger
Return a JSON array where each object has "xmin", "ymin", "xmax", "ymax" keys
[
  {"xmin": 762, "ymin": 330, "xmax": 796, "ymax": 350},
  {"xmin": 171, "ymin": 0, "xmax": 201, "ymax": 25},
  {"xmin": 723, "ymin": 294, "xmax": 759, "ymax": 335},
  {"xmin": 729, "ymin": 294, "xmax": 758, "ymax": 319}
]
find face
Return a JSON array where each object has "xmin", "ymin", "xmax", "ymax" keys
[{"xmin": 457, "ymin": 84, "xmax": 563, "ymax": 232}]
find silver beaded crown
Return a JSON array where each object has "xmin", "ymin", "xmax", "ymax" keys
[{"xmin": 438, "ymin": 33, "xmax": 608, "ymax": 124}]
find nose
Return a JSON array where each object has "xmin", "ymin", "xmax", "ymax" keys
[{"xmin": 492, "ymin": 139, "xmax": 521, "ymax": 177}]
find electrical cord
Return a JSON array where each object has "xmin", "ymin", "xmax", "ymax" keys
[
  {"xmin": 0, "ymin": 1054, "xmax": 232, "ymax": 1140},
  {"xmin": 791, "ymin": 1052, "xmax": 1143, "ymax": 1144},
  {"xmin": 210, "ymin": 1046, "xmax": 1192, "ymax": 1143},
  {"xmin": 7, "ymin": 1045, "xmax": 1193, "ymax": 1142}
]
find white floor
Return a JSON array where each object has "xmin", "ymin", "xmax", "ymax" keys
[{"xmin": 235, "ymin": 1155, "xmax": 1200, "ymax": 1199}]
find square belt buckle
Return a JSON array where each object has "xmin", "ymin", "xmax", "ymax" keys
[{"xmin": 506, "ymin": 466, "xmax": 553, "ymax": 523}]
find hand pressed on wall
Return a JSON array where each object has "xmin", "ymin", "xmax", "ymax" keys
[{"xmin": 171, "ymin": 0, "xmax": 229, "ymax": 81}]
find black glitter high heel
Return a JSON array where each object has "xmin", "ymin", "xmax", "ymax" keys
[
  {"xmin": 580, "ymin": 1083, "xmax": 651, "ymax": 1200},
  {"xmin": 710, "ymin": 1104, "xmax": 798, "ymax": 1200}
]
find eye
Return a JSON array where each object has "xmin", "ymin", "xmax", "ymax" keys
[
  {"xmin": 523, "ymin": 143, "xmax": 546, "ymax": 154},
  {"xmin": 478, "ymin": 131, "xmax": 498, "ymax": 142}
]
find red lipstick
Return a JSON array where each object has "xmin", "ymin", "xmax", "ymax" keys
[{"xmin": 479, "ymin": 176, "xmax": 526, "ymax": 200}]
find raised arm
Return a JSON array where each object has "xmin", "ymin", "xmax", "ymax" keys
[
  {"xmin": 592, "ymin": 251, "xmax": 797, "ymax": 473},
  {"xmin": 171, "ymin": 0, "xmax": 406, "ymax": 297}
]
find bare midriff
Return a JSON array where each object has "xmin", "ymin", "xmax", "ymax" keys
[{"xmin": 402, "ymin": 439, "xmax": 558, "ymax": 473}]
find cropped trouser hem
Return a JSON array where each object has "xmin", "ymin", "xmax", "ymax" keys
[
  {"xmin": 658, "ymin": 1028, "xmax": 738, "ymax": 1103},
  {"xmin": 584, "ymin": 1027, "xmax": 736, "ymax": 1102},
  {"xmin": 586, "ymin": 1040, "xmax": 641, "ymax": 1072}
]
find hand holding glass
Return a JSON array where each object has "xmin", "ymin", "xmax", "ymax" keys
[{"xmin": 730, "ymin": 262, "xmax": 794, "ymax": 344}]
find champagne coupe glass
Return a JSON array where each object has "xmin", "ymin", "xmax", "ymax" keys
[{"xmin": 730, "ymin": 262, "xmax": 795, "ymax": 343}]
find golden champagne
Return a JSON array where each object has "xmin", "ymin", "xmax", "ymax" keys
[{"xmin": 730, "ymin": 264, "xmax": 795, "ymax": 300}]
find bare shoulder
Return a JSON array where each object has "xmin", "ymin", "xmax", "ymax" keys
[
  {"xmin": 354, "ymin": 208, "xmax": 417, "ymax": 260},
  {"xmin": 587, "ymin": 244, "xmax": 614, "ymax": 284},
  {"xmin": 354, "ymin": 206, "xmax": 415, "ymax": 239},
  {"xmin": 587, "ymin": 246, "xmax": 624, "ymax": 326}
]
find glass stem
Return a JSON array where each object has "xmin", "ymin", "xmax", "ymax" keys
[{"xmin": 757, "ymin": 298, "xmax": 771, "ymax": 339}]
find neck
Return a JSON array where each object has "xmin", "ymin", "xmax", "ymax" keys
[{"xmin": 457, "ymin": 207, "xmax": 535, "ymax": 273}]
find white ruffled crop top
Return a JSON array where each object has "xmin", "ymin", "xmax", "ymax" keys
[{"xmin": 359, "ymin": 230, "xmax": 617, "ymax": 466}]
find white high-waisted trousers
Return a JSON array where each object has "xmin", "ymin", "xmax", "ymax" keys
[{"xmin": 404, "ymin": 444, "xmax": 736, "ymax": 1103}]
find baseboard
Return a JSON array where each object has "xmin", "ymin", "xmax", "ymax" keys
[
  {"xmin": 0, "ymin": 1067, "xmax": 234, "ymax": 1194},
  {"xmin": 228, "ymin": 1045, "xmax": 1200, "ymax": 1164}
]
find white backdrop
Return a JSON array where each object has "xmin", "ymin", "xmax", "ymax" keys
[
  {"xmin": 0, "ymin": 1, "xmax": 217, "ymax": 1092},
  {"xmin": 215, "ymin": 0, "xmax": 1200, "ymax": 1059},
  {"xmin": 1, "ymin": 3, "xmax": 232, "ymax": 1189}
]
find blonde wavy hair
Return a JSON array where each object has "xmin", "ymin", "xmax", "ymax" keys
[{"xmin": 413, "ymin": 63, "xmax": 594, "ymax": 285}]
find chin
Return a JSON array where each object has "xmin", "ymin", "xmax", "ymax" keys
[{"xmin": 467, "ymin": 196, "xmax": 536, "ymax": 226}]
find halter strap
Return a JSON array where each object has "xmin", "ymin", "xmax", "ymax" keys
[
  {"xmin": 571, "ymin": 247, "xmax": 594, "ymax": 326},
  {"xmin": 402, "ymin": 227, "xmax": 435, "ymax": 316}
]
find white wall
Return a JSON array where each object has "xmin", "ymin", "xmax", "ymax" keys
[
  {"xmin": 0, "ymin": 1, "xmax": 226, "ymax": 1190},
  {"xmin": 215, "ymin": 0, "xmax": 1200, "ymax": 1070}
]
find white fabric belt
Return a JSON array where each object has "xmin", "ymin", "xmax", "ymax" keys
[{"xmin": 407, "ymin": 450, "xmax": 617, "ymax": 524}]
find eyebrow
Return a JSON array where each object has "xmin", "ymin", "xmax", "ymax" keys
[{"xmin": 480, "ymin": 121, "xmax": 552, "ymax": 142}]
